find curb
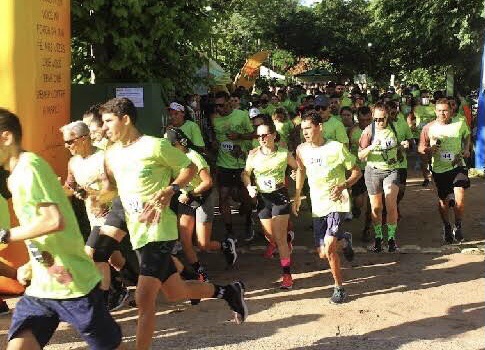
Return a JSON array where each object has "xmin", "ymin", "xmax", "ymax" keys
[{"xmin": 237, "ymin": 244, "xmax": 485, "ymax": 255}]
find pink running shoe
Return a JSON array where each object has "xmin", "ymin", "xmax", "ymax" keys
[
  {"xmin": 263, "ymin": 243, "xmax": 277, "ymax": 259},
  {"xmin": 280, "ymin": 274, "xmax": 293, "ymax": 289}
]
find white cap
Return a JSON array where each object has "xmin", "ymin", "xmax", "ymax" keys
[
  {"xmin": 168, "ymin": 102, "xmax": 185, "ymax": 112},
  {"xmin": 249, "ymin": 108, "xmax": 260, "ymax": 118}
]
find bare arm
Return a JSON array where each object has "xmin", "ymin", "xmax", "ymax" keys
[{"xmin": 7, "ymin": 203, "xmax": 64, "ymax": 242}]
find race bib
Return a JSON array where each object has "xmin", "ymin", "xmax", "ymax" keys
[
  {"xmin": 257, "ymin": 176, "xmax": 277, "ymax": 192},
  {"xmin": 381, "ymin": 137, "xmax": 397, "ymax": 150},
  {"xmin": 440, "ymin": 151, "xmax": 454, "ymax": 162},
  {"xmin": 124, "ymin": 195, "xmax": 143, "ymax": 214},
  {"xmin": 220, "ymin": 141, "xmax": 234, "ymax": 152}
]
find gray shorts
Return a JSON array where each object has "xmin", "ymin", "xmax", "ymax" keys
[
  {"xmin": 178, "ymin": 190, "xmax": 215, "ymax": 223},
  {"xmin": 364, "ymin": 165, "xmax": 401, "ymax": 195}
]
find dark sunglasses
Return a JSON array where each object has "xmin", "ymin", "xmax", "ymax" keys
[
  {"xmin": 258, "ymin": 133, "xmax": 271, "ymax": 139},
  {"xmin": 374, "ymin": 118, "xmax": 387, "ymax": 122},
  {"xmin": 314, "ymin": 105, "xmax": 328, "ymax": 111},
  {"xmin": 64, "ymin": 135, "xmax": 87, "ymax": 145}
]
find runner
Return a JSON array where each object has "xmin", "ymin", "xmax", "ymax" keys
[
  {"xmin": 212, "ymin": 91, "xmax": 255, "ymax": 240},
  {"xmin": 98, "ymin": 98, "xmax": 248, "ymax": 349},
  {"xmin": 418, "ymin": 98, "xmax": 471, "ymax": 243},
  {"xmin": 0, "ymin": 108, "xmax": 123, "ymax": 349},
  {"xmin": 166, "ymin": 102, "xmax": 205, "ymax": 149},
  {"xmin": 242, "ymin": 120, "xmax": 298, "ymax": 289},
  {"xmin": 348, "ymin": 106, "xmax": 373, "ymax": 241},
  {"xmin": 165, "ymin": 128, "xmax": 237, "ymax": 280},
  {"xmin": 313, "ymin": 95, "xmax": 349, "ymax": 148},
  {"xmin": 60, "ymin": 120, "xmax": 131, "ymax": 311},
  {"xmin": 358, "ymin": 102, "xmax": 403, "ymax": 252},
  {"xmin": 293, "ymin": 111, "xmax": 361, "ymax": 304}
]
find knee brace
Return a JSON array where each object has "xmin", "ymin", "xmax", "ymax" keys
[{"xmin": 93, "ymin": 235, "xmax": 119, "ymax": 262}]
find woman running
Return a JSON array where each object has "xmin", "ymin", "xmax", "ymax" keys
[
  {"xmin": 165, "ymin": 128, "xmax": 237, "ymax": 282},
  {"xmin": 358, "ymin": 102, "xmax": 403, "ymax": 252},
  {"xmin": 242, "ymin": 120, "xmax": 298, "ymax": 289}
]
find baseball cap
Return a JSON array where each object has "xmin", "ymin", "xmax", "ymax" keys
[
  {"xmin": 168, "ymin": 102, "xmax": 185, "ymax": 112},
  {"xmin": 314, "ymin": 95, "xmax": 329, "ymax": 107},
  {"xmin": 249, "ymin": 108, "xmax": 261, "ymax": 118}
]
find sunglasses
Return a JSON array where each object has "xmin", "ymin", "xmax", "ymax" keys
[
  {"xmin": 64, "ymin": 135, "xmax": 87, "ymax": 146},
  {"xmin": 258, "ymin": 133, "xmax": 271, "ymax": 139},
  {"xmin": 314, "ymin": 106, "xmax": 328, "ymax": 111},
  {"xmin": 374, "ymin": 118, "xmax": 387, "ymax": 122}
]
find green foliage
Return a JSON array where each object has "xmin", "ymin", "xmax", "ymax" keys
[
  {"xmin": 400, "ymin": 66, "xmax": 449, "ymax": 92},
  {"xmin": 71, "ymin": 0, "xmax": 220, "ymax": 95}
]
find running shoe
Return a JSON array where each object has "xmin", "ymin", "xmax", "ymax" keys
[
  {"xmin": 263, "ymin": 242, "xmax": 277, "ymax": 259},
  {"xmin": 388, "ymin": 238, "xmax": 398, "ymax": 253},
  {"xmin": 197, "ymin": 266, "xmax": 210, "ymax": 282},
  {"xmin": 280, "ymin": 273, "xmax": 293, "ymax": 289},
  {"xmin": 453, "ymin": 225, "xmax": 464, "ymax": 243},
  {"xmin": 224, "ymin": 281, "xmax": 248, "ymax": 323},
  {"xmin": 287, "ymin": 230, "xmax": 295, "ymax": 254},
  {"xmin": 222, "ymin": 238, "xmax": 238, "ymax": 266},
  {"xmin": 329, "ymin": 286, "xmax": 347, "ymax": 304},
  {"xmin": 371, "ymin": 237, "xmax": 383, "ymax": 253},
  {"xmin": 342, "ymin": 232, "xmax": 355, "ymax": 262},
  {"xmin": 442, "ymin": 223, "xmax": 454, "ymax": 244},
  {"xmin": 0, "ymin": 300, "xmax": 10, "ymax": 316},
  {"xmin": 108, "ymin": 285, "xmax": 130, "ymax": 311}
]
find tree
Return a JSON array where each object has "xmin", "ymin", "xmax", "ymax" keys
[{"xmin": 71, "ymin": 0, "xmax": 220, "ymax": 95}]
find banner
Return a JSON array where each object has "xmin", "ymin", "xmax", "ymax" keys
[
  {"xmin": 476, "ymin": 37, "xmax": 485, "ymax": 169},
  {"xmin": 0, "ymin": 0, "xmax": 71, "ymax": 177},
  {"xmin": 234, "ymin": 51, "xmax": 270, "ymax": 89}
]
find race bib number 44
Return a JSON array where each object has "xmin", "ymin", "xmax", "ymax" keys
[{"xmin": 440, "ymin": 152, "xmax": 454, "ymax": 162}]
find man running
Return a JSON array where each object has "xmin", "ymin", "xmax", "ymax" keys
[
  {"xmin": 293, "ymin": 111, "xmax": 361, "ymax": 304},
  {"xmin": 0, "ymin": 108, "xmax": 123, "ymax": 349},
  {"xmin": 97, "ymin": 97, "xmax": 248, "ymax": 350},
  {"xmin": 418, "ymin": 98, "xmax": 471, "ymax": 243}
]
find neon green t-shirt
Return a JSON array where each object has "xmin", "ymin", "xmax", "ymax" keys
[
  {"xmin": 349, "ymin": 126, "xmax": 366, "ymax": 170},
  {"xmin": 341, "ymin": 96, "xmax": 352, "ymax": 107},
  {"xmin": 323, "ymin": 116, "xmax": 349, "ymax": 146},
  {"xmin": 360, "ymin": 125, "xmax": 400, "ymax": 170},
  {"xmin": 9, "ymin": 152, "xmax": 100, "ymax": 299},
  {"xmin": 331, "ymin": 113, "xmax": 342, "ymax": 123},
  {"xmin": 281, "ymin": 99, "xmax": 297, "ymax": 114},
  {"xmin": 107, "ymin": 136, "xmax": 191, "ymax": 249},
  {"xmin": 213, "ymin": 109, "xmax": 253, "ymax": 169},
  {"xmin": 260, "ymin": 104, "xmax": 277, "ymax": 117},
  {"xmin": 274, "ymin": 119, "xmax": 294, "ymax": 149},
  {"xmin": 393, "ymin": 114, "xmax": 414, "ymax": 169},
  {"xmin": 297, "ymin": 141, "xmax": 355, "ymax": 217},
  {"xmin": 414, "ymin": 104, "xmax": 435, "ymax": 130},
  {"xmin": 179, "ymin": 120, "xmax": 205, "ymax": 148},
  {"xmin": 245, "ymin": 147, "xmax": 288, "ymax": 193},
  {"xmin": 0, "ymin": 195, "xmax": 9, "ymax": 229},
  {"xmin": 183, "ymin": 149, "xmax": 209, "ymax": 194},
  {"xmin": 427, "ymin": 119, "xmax": 470, "ymax": 173}
]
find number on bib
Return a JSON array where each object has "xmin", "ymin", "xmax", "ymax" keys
[
  {"xmin": 124, "ymin": 196, "xmax": 143, "ymax": 214},
  {"xmin": 440, "ymin": 152, "xmax": 454, "ymax": 161},
  {"xmin": 220, "ymin": 141, "xmax": 234, "ymax": 152},
  {"xmin": 257, "ymin": 176, "xmax": 276, "ymax": 192}
]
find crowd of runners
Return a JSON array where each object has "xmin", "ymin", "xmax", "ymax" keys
[{"xmin": 0, "ymin": 80, "xmax": 475, "ymax": 349}]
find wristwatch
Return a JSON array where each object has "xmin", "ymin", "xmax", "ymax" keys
[
  {"xmin": 0, "ymin": 229, "xmax": 10, "ymax": 244},
  {"xmin": 170, "ymin": 184, "xmax": 181, "ymax": 194}
]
